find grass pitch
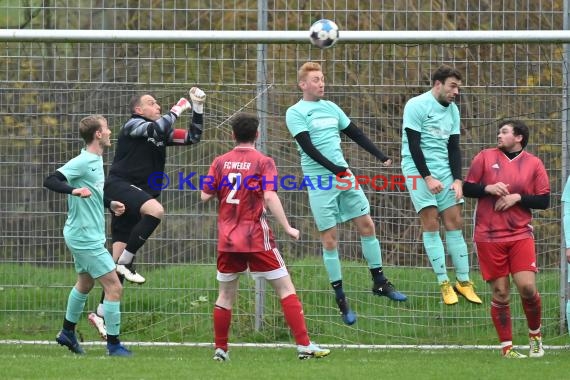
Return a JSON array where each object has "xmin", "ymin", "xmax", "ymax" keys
[{"xmin": 1, "ymin": 344, "xmax": 569, "ymax": 380}]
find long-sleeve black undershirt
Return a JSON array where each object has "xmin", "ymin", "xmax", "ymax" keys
[
  {"xmin": 294, "ymin": 131, "xmax": 347, "ymax": 175},
  {"xmin": 341, "ymin": 123, "xmax": 389, "ymax": 162},
  {"xmin": 44, "ymin": 170, "xmax": 112, "ymax": 208},
  {"xmin": 405, "ymin": 128, "xmax": 462, "ymax": 180}
]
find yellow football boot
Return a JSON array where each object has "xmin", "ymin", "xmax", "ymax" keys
[
  {"xmin": 454, "ymin": 280, "xmax": 483, "ymax": 304},
  {"xmin": 440, "ymin": 280, "xmax": 458, "ymax": 305}
]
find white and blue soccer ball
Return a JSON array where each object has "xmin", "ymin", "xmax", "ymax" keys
[{"xmin": 309, "ymin": 19, "xmax": 339, "ymax": 49}]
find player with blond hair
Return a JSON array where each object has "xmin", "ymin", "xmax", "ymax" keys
[
  {"xmin": 286, "ymin": 61, "xmax": 407, "ymax": 326},
  {"xmin": 44, "ymin": 115, "xmax": 131, "ymax": 356}
]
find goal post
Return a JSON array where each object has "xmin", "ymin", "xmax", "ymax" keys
[{"xmin": 1, "ymin": 21, "xmax": 569, "ymax": 347}]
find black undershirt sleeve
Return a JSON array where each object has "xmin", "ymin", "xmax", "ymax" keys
[
  {"xmin": 294, "ymin": 131, "xmax": 347, "ymax": 175},
  {"xmin": 463, "ymin": 181, "xmax": 549, "ymax": 210},
  {"xmin": 462, "ymin": 181, "xmax": 486, "ymax": 198},
  {"xmin": 341, "ymin": 123, "xmax": 389, "ymax": 162},
  {"xmin": 405, "ymin": 128, "xmax": 431, "ymax": 178},
  {"xmin": 43, "ymin": 171, "xmax": 75, "ymax": 195},
  {"xmin": 520, "ymin": 194, "xmax": 550, "ymax": 209},
  {"xmin": 447, "ymin": 134, "xmax": 462, "ymax": 181}
]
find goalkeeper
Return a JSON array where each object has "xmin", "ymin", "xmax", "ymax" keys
[
  {"xmin": 285, "ymin": 61, "xmax": 407, "ymax": 327},
  {"xmin": 88, "ymin": 88, "xmax": 206, "ymax": 339}
]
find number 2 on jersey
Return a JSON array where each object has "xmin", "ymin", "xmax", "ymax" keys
[{"xmin": 226, "ymin": 172, "xmax": 240, "ymax": 204}]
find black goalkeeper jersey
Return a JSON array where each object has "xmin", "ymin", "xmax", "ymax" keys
[{"xmin": 108, "ymin": 114, "xmax": 175, "ymax": 196}]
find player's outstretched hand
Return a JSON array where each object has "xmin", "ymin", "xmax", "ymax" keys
[
  {"xmin": 72, "ymin": 187, "xmax": 92, "ymax": 198},
  {"xmin": 189, "ymin": 87, "xmax": 206, "ymax": 114},
  {"xmin": 286, "ymin": 227, "xmax": 300, "ymax": 240},
  {"xmin": 170, "ymin": 98, "xmax": 191, "ymax": 117}
]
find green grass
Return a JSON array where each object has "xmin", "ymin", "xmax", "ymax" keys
[
  {"xmin": 0, "ymin": 260, "xmax": 567, "ymax": 347},
  {"xmin": 1, "ymin": 344, "xmax": 569, "ymax": 380}
]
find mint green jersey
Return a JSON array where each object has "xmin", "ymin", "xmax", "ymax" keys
[
  {"xmin": 286, "ymin": 99, "xmax": 351, "ymax": 176},
  {"xmin": 401, "ymin": 90, "xmax": 460, "ymax": 179},
  {"xmin": 58, "ymin": 149, "xmax": 106, "ymax": 248}
]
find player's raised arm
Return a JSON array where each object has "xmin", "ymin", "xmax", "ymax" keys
[
  {"xmin": 167, "ymin": 87, "xmax": 206, "ymax": 145},
  {"xmin": 123, "ymin": 94, "xmax": 180, "ymax": 139}
]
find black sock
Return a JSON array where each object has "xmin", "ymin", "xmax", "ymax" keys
[
  {"xmin": 125, "ymin": 214, "xmax": 161, "ymax": 254},
  {"xmin": 331, "ymin": 280, "xmax": 345, "ymax": 300},
  {"xmin": 63, "ymin": 318, "xmax": 76, "ymax": 331},
  {"xmin": 107, "ymin": 335, "xmax": 120, "ymax": 345},
  {"xmin": 370, "ymin": 267, "xmax": 387, "ymax": 285}
]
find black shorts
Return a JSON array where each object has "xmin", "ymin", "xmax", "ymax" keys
[{"xmin": 104, "ymin": 177, "xmax": 156, "ymax": 243}]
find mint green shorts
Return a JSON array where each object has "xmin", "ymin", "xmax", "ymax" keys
[
  {"xmin": 65, "ymin": 241, "xmax": 115, "ymax": 279},
  {"xmin": 403, "ymin": 171, "xmax": 463, "ymax": 213},
  {"xmin": 307, "ymin": 174, "xmax": 370, "ymax": 231}
]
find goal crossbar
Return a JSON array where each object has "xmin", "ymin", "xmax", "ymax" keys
[{"xmin": 1, "ymin": 29, "xmax": 570, "ymax": 44}]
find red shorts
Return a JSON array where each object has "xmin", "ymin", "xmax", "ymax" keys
[
  {"xmin": 475, "ymin": 238, "xmax": 537, "ymax": 281},
  {"xmin": 216, "ymin": 248, "xmax": 288, "ymax": 282}
]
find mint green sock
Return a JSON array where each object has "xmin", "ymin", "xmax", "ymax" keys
[
  {"xmin": 323, "ymin": 248, "xmax": 342, "ymax": 282},
  {"xmin": 423, "ymin": 231, "xmax": 449, "ymax": 283},
  {"xmin": 65, "ymin": 287, "xmax": 88, "ymax": 324},
  {"xmin": 103, "ymin": 300, "xmax": 121, "ymax": 336},
  {"xmin": 445, "ymin": 230, "xmax": 470, "ymax": 282},
  {"xmin": 360, "ymin": 235, "xmax": 382, "ymax": 268}
]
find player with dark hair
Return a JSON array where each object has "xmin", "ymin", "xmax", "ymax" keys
[
  {"xmin": 44, "ymin": 115, "xmax": 131, "ymax": 356},
  {"xmin": 285, "ymin": 61, "xmax": 407, "ymax": 326},
  {"xmin": 201, "ymin": 112, "xmax": 330, "ymax": 361},
  {"xmin": 87, "ymin": 88, "xmax": 206, "ymax": 339},
  {"xmin": 463, "ymin": 120, "xmax": 549, "ymax": 358},
  {"xmin": 401, "ymin": 64, "xmax": 482, "ymax": 305}
]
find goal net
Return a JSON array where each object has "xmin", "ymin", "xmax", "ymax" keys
[{"xmin": 0, "ymin": 2, "xmax": 566, "ymax": 348}]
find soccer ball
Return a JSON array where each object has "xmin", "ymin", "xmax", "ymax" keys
[{"xmin": 309, "ymin": 19, "xmax": 339, "ymax": 49}]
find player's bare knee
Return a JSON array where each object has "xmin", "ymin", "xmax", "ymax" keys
[
  {"xmin": 419, "ymin": 208, "xmax": 439, "ymax": 231},
  {"xmin": 519, "ymin": 285, "xmax": 537, "ymax": 299},
  {"xmin": 421, "ymin": 219, "xmax": 440, "ymax": 232},
  {"xmin": 322, "ymin": 239, "xmax": 338, "ymax": 251},
  {"xmin": 141, "ymin": 199, "xmax": 164, "ymax": 219},
  {"xmin": 492, "ymin": 287, "xmax": 510, "ymax": 302}
]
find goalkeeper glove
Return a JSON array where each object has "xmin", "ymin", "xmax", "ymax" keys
[
  {"xmin": 170, "ymin": 98, "xmax": 191, "ymax": 117},
  {"xmin": 189, "ymin": 87, "xmax": 206, "ymax": 114}
]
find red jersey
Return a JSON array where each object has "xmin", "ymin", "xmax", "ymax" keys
[
  {"xmin": 464, "ymin": 148, "xmax": 550, "ymax": 242},
  {"xmin": 204, "ymin": 146, "xmax": 278, "ymax": 252}
]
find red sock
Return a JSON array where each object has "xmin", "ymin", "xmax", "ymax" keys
[
  {"xmin": 213, "ymin": 305, "xmax": 232, "ymax": 351},
  {"xmin": 280, "ymin": 294, "xmax": 310, "ymax": 346},
  {"xmin": 521, "ymin": 292, "xmax": 542, "ymax": 333},
  {"xmin": 502, "ymin": 345, "xmax": 513, "ymax": 355},
  {"xmin": 491, "ymin": 299, "xmax": 512, "ymax": 343}
]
